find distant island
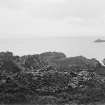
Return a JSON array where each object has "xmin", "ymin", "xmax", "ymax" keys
[{"xmin": 94, "ymin": 38, "xmax": 105, "ymax": 43}]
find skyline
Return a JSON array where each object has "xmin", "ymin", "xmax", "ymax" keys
[{"xmin": 0, "ymin": 37, "xmax": 104, "ymax": 63}]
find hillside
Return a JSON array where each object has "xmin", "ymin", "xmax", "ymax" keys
[
  {"xmin": 0, "ymin": 51, "xmax": 104, "ymax": 104},
  {"xmin": 41, "ymin": 52, "xmax": 102, "ymax": 72}
]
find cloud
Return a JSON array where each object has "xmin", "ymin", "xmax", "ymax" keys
[
  {"xmin": 1, "ymin": 0, "xmax": 105, "ymax": 19},
  {"xmin": 0, "ymin": 0, "xmax": 105, "ymax": 20},
  {"xmin": 0, "ymin": 0, "xmax": 104, "ymax": 37},
  {"xmin": 25, "ymin": 0, "xmax": 105, "ymax": 19},
  {"xmin": 71, "ymin": 0, "xmax": 105, "ymax": 18},
  {"xmin": 0, "ymin": 7, "xmax": 72, "ymax": 37}
]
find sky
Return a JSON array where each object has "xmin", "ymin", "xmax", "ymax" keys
[
  {"xmin": 0, "ymin": 0, "xmax": 105, "ymax": 37},
  {"xmin": 0, "ymin": 0, "xmax": 105, "ymax": 62}
]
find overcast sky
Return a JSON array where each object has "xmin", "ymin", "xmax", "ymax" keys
[{"xmin": 0, "ymin": 0, "xmax": 105, "ymax": 37}]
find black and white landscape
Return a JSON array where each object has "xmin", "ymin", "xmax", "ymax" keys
[{"xmin": 0, "ymin": 0, "xmax": 105, "ymax": 104}]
